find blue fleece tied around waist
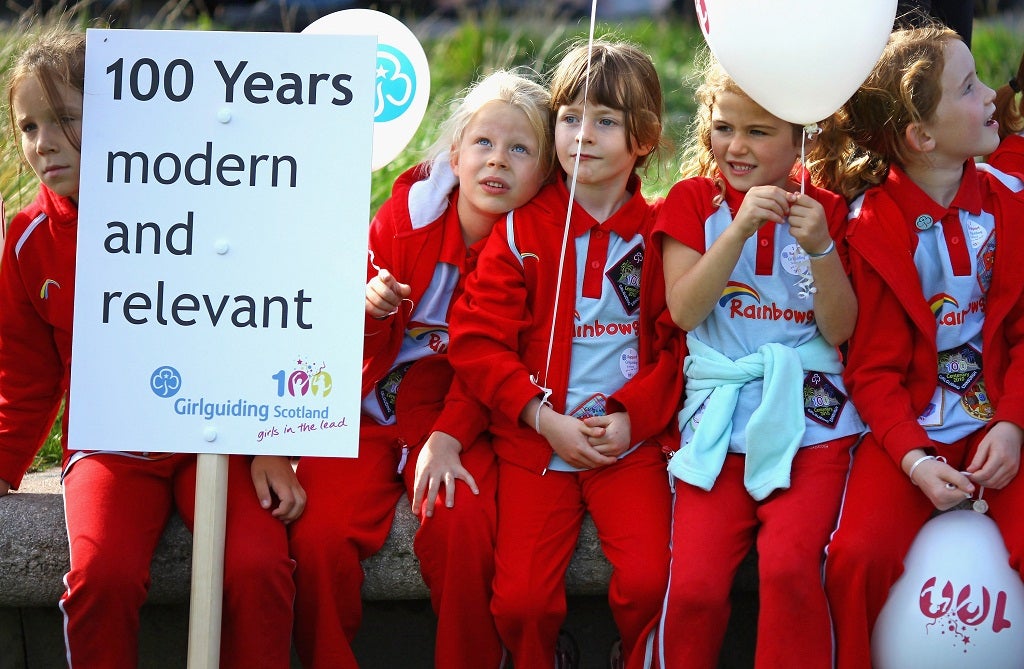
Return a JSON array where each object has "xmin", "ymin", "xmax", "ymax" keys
[{"xmin": 668, "ymin": 333, "xmax": 842, "ymax": 500}]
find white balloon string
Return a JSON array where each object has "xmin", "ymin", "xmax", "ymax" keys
[
  {"xmin": 793, "ymin": 123, "xmax": 822, "ymax": 299},
  {"xmin": 800, "ymin": 122, "xmax": 820, "ymax": 195},
  {"xmin": 538, "ymin": 0, "xmax": 598, "ymax": 392}
]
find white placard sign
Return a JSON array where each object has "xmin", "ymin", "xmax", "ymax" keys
[{"xmin": 70, "ymin": 29, "xmax": 375, "ymax": 457}]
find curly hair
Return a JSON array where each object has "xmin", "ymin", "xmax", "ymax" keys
[{"xmin": 816, "ymin": 24, "xmax": 961, "ymax": 199}]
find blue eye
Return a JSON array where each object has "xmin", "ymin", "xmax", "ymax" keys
[{"xmin": 512, "ymin": 144, "xmax": 529, "ymax": 154}]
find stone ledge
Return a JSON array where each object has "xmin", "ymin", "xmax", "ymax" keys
[
  {"xmin": 0, "ymin": 469, "xmax": 756, "ymax": 609},
  {"xmin": 0, "ymin": 469, "xmax": 615, "ymax": 607}
]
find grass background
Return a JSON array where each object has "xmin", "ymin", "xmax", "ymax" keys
[{"xmin": 3, "ymin": 3, "xmax": 1021, "ymax": 472}]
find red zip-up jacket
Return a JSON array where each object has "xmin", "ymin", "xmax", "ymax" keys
[
  {"xmin": 362, "ymin": 162, "xmax": 489, "ymax": 451},
  {"xmin": 989, "ymin": 133, "xmax": 1024, "ymax": 178},
  {"xmin": 449, "ymin": 178, "xmax": 684, "ymax": 473},
  {"xmin": 0, "ymin": 185, "xmax": 77, "ymax": 489},
  {"xmin": 844, "ymin": 161, "xmax": 1024, "ymax": 465}
]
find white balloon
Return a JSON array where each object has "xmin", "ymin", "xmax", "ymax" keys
[
  {"xmin": 304, "ymin": 9, "xmax": 430, "ymax": 171},
  {"xmin": 694, "ymin": 0, "xmax": 897, "ymax": 125},
  {"xmin": 872, "ymin": 510, "xmax": 1024, "ymax": 669}
]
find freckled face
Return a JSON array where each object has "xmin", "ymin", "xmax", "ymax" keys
[
  {"xmin": 919, "ymin": 39, "xmax": 999, "ymax": 167},
  {"xmin": 13, "ymin": 76, "xmax": 82, "ymax": 201}
]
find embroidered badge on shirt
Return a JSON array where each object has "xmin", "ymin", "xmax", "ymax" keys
[
  {"xmin": 937, "ymin": 344, "xmax": 982, "ymax": 394},
  {"xmin": 976, "ymin": 228, "xmax": 995, "ymax": 294},
  {"xmin": 375, "ymin": 362, "xmax": 412, "ymax": 420},
  {"xmin": 605, "ymin": 243, "xmax": 644, "ymax": 315},
  {"xmin": 569, "ymin": 393, "xmax": 607, "ymax": 419},
  {"xmin": 961, "ymin": 378, "xmax": 994, "ymax": 421},
  {"xmin": 803, "ymin": 372, "xmax": 846, "ymax": 427}
]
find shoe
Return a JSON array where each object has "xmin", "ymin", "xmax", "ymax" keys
[
  {"xmin": 556, "ymin": 628, "xmax": 580, "ymax": 669},
  {"xmin": 609, "ymin": 637, "xmax": 624, "ymax": 669}
]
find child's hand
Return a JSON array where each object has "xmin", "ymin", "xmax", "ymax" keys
[
  {"xmin": 731, "ymin": 185, "xmax": 790, "ymax": 238},
  {"xmin": 0, "ymin": 478, "xmax": 10, "ymax": 497},
  {"xmin": 902, "ymin": 450, "xmax": 974, "ymax": 511},
  {"xmin": 250, "ymin": 455, "xmax": 307, "ymax": 524},
  {"xmin": 966, "ymin": 421, "xmax": 1022, "ymax": 489},
  {"xmin": 539, "ymin": 409, "xmax": 617, "ymax": 470},
  {"xmin": 785, "ymin": 192, "xmax": 831, "ymax": 256},
  {"xmin": 411, "ymin": 431, "xmax": 478, "ymax": 518},
  {"xmin": 365, "ymin": 268, "xmax": 411, "ymax": 319},
  {"xmin": 583, "ymin": 412, "xmax": 632, "ymax": 458}
]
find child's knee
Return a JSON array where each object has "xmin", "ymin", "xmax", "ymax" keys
[
  {"xmin": 67, "ymin": 555, "xmax": 149, "ymax": 607},
  {"xmin": 492, "ymin": 582, "xmax": 565, "ymax": 630}
]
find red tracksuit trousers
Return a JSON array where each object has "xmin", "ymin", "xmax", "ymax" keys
[
  {"xmin": 290, "ymin": 420, "xmax": 501, "ymax": 669},
  {"xmin": 660, "ymin": 436, "xmax": 855, "ymax": 669},
  {"xmin": 60, "ymin": 453, "xmax": 295, "ymax": 669},
  {"xmin": 491, "ymin": 445, "xmax": 671, "ymax": 669}
]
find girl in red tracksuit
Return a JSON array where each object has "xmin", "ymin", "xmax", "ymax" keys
[
  {"xmin": 289, "ymin": 69, "xmax": 553, "ymax": 669},
  {"xmin": 987, "ymin": 47, "xmax": 1024, "ymax": 176},
  {"xmin": 820, "ymin": 26, "xmax": 1024, "ymax": 668},
  {"xmin": 448, "ymin": 40, "xmax": 683, "ymax": 669},
  {"xmin": 655, "ymin": 57, "xmax": 862, "ymax": 669},
  {"xmin": 0, "ymin": 28, "xmax": 300, "ymax": 669}
]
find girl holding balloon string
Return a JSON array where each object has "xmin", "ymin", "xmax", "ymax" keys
[
  {"xmin": 289, "ymin": 69, "xmax": 553, "ymax": 669},
  {"xmin": 817, "ymin": 25, "xmax": 1024, "ymax": 668},
  {"xmin": 653, "ymin": 52, "xmax": 863, "ymax": 667},
  {"xmin": 448, "ymin": 39, "xmax": 683, "ymax": 669}
]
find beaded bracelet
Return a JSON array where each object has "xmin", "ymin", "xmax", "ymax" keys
[{"xmin": 807, "ymin": 239, "xmax": 836, "ymax": 260}]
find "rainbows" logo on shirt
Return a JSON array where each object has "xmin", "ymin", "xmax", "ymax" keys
[
  {"xmin": 928, "ymin": 293, "xmax": 959, "ymax": 317},
  {"xmin": 718, "ymin": 281, "xmax": 760, "ymax": 307}
]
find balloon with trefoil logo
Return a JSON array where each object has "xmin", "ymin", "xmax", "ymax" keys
[{"xmin": 304, "ymin": 9, "xmax": 430, "ymax": 171}]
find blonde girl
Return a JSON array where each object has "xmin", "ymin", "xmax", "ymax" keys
[{"xmin": 290, "ymin": 69, "xmax": 553, "ymax": 669}]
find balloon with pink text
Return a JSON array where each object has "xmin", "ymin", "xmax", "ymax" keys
[{"xmin": 872, "ymin": 510, "xmax": 1024, "ymax": 668}]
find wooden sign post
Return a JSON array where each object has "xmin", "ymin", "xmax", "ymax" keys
[{"xmin": 187, "ymin": 453, "xmax": 229, "ymax": 667}]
